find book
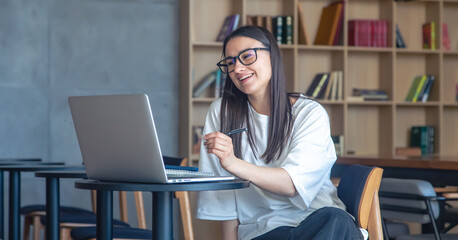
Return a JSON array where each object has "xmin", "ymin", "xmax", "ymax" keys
[
  {"xmin": 232, "ymin": 14, "xmax": 240, "ymax": 32},
  {"xmin": 332, "ymin": 1, "xmax": 345, "ymax": 46},
  {"xmin": 422, "ymin": 21, "xmax": 436, "ymax": 50},
  {"xmin": 282, "ymin": 16, "xmax": 293, "ymax": 45},
  {"xmin": 396, "ymin": 24, "xmax": 407, "ymax": 48},
  {"xmin": 331, "ymin": 135, "xmax": 344, "ymax": 156},
  {"xmin": 410, "ymin": 126, "xmax": 434, "ymax": 155},
  {"xmin": 272, "ymin": 16, "xmax": 283, "ymax": 44},
  {"xmin": 192, "ymin": 71, "xmax": 216, "ymax": 97},
  {"xmin": 314, "ymin": 2, "xmax": 343, "ymax": 45},
  {"xmin": 405, "ymin": 76, "xmax": 422, "ymax": 102},
  {"xmin": 214, "ymin": 69, "xmax": 222, "ymax": 98},
  {"xmin": 324, "ymin": 72, "xmax": 336, "ymax": 100},
  {"xmin": 192, "ymin": 126, "xmax": 204, "ymax": 154},
  {"xmin": 420, "ymin": 75, "xmax": 435, "ymax": 102},
  {"xmin": 395, "ymin": 147, "xmax": 421, "ymax": 157},
  {"xmin": 336, "ymin": 71, "xmax": 343, "ymax": 100},
  {"xmin": 312, "ymin": 74, "xmax": 329, "ymax": 98},
  {"xmin": 305, "ymin": 73, "xmax": 325, "ymax": 97},
  {"xmin": 443, "ymin": 23, "xmax": 451, "ymax": 51},
  {"xmin": 352, "ymin": 88, "xmax": 388, "ymax": 101},
  {"xmin": 411, "ymin": 75, "xmax": 428, "ymax": 102},
  {"xmin": 216, "ymin": 15, "xmax": 239, "ymax": 42},
  {"xmin": 297, "ymin": 3, "xmax": 310, "ymax": 45}
]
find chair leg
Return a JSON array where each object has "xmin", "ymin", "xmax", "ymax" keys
[
  {"xmin": 23, "ymin": 216, "xmax": 32, "ymax": 240},
  {"xmin": 60, "ymin": 227, "xmax": 71, "ymax": 240},
  {"xmin": 32, "ymin": 216, "xmax": 42, "ymax": 240},
  {"xmin": 176, "ymin": 191, "xmax": 194, "ymax": 240}
]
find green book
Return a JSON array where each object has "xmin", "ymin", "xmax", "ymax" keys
[
  {"xmin": 412, "ymin": 75, "xmax": 428, "ymax": 102},
  {"xmin": 405, "ymin": 76, "xmax": 421, "ymax": 102}
]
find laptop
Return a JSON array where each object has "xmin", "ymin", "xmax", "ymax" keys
[{"xmin": 68, "ymin": 93, "xmax": 235, "ymax": 183}]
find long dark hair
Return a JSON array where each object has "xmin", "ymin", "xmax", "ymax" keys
[{"xmin": 220, "ymin": 25, "xmax": 294, "ymax": 163}]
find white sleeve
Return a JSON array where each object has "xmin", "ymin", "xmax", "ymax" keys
[
  {"xmin": 281, "ymin": 103, "xmax": 337, "ymax": 210},
  {"xmin": 196, "ymin": 99, "xmax": 237, "ymax": 220}
]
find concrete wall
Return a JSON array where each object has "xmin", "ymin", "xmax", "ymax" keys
[{"xmin": 0, "ymin": 0, "xmax": 180, "ymax": 236}]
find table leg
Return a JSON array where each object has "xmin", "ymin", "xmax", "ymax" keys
[
  {"xmin": 152, "ymin": 191, "xmax": 173, "ymax": 240},
  {"xmin": 46, "ymin": 177, "xmax": 60, "ymax": 240},
  {"xmin": 9, "ymin": 171, "xmax": 20, "ymax": 240},
  {"xmin": 97, "ymin": 190, "xmax": 113, "ymax": 240},
  {"xmin": 0, "ymin": 171, "xmax": 3, "ymax": 240}
]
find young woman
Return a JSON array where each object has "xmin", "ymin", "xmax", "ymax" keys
[{"xmin": 196, "ymin": 26, "xmax": 364, "ymax": 240}]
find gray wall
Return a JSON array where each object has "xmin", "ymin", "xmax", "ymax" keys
[{"xmin": 1, "ymin": 0, "xmax": 180, "ymax": 234}]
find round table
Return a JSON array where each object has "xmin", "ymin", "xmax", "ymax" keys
[
  {"xmin": 35, "ymin": 170, "xmax": 87, "ymax": 240},
  {"xmin": 75, "ymin": 179, "xmax": 250, "ymax": 240}
]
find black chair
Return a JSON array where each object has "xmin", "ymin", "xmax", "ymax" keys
[
  {"xmin": 336, "ymin": 164, "xmax": 384, "ymax": 239},
  {"xmin": 379, "ymin": 178, "xmax": 458, "ymax": 240}
]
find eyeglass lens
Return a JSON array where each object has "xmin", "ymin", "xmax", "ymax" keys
[{"xmin": 220, "ymin": 49, "xmax": 257, "ymax": 73}]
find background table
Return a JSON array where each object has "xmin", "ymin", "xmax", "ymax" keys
[
  {"xmin": 332, "ymin": 156, "xmax": 458, "ymax": 187},
  {"xmin": 75, "ymin": 179, "xmax": 250, "ymax": 240},
  {"xmin": 0, "ymin": 164, "xmax": 81, "ymax": 240},
  {"xmin": 35, "ymin": 169, "xmax": 87, "ymax": 240}
]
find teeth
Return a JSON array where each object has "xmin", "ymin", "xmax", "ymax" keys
[{"xmin": 240, "ymin": 73, "xmax": 253, "ymax": 80}]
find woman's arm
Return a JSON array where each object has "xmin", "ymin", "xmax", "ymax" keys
[
  {"xmin": 203, "ymin": 132, "xmax": 297, "ymax": 197},
  {"xmin": 221, "ymin": 219, "xmax": 239, "ymax": 240}
]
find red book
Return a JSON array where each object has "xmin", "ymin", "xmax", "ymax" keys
[
  {"xmin": 443, "ymin": 23, "xmax": 451, "ymax": 50},
  {"xmin": 362, "ymin": 20, "xmax": 371, "ymax": 47},
  {"xmin": 381, "ymin": 20, "xmax": 388, "ymax": 47},
  {"xmin": 348, "ymin": 20, "xmax": 357, "ymax": 46},
  {"xmin": 371, "ymin": 20, "xmax": 377, "ymax": 47}
]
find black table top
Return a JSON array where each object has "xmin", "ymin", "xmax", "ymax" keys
[
  {"xmin": 0, "ymin": 158, "xmax": 41, "ymax": 162},
  {"xmin": 35, "ymin": 170, "xmax": 87, "ymax": 178},
  {"xmin": 0, "ymin": 164, "xmax": 82, "ymax": 172},
  {"xmin": 75, "ymin": 179, "xmax": 250, "ymax": 192}
]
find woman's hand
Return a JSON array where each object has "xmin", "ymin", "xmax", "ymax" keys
[{"xmin": 203, "ymin": 132, "xmax": 238, "ymax": 170}]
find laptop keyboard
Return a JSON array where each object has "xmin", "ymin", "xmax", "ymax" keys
[{"xmin": 166, "ymin": 169, "xmax": 215, "ymax": 178}]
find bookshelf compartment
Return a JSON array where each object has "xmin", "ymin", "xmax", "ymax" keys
[
  {"xmin": 347, "ymin": 51, "xmax": 393, "ymax": 100},
  {"xmin": 395, "ymin": 106, "xmax": 440, "ymax": 152},
  {"xmin": 322, "ymin": 103, "xmax": 344, "ymax": 136},
  {"xmin": 297, "ymin": 50, "xmax": 344, "ymax": 94},
  {"xmin": 396, "ymin": 1, "xmax": 440, "ymax": 51},
  {"xmin": 298, "ymin": 0, "xmax": 339, "ymax": 46},
  {"xmin": 347, "ymin": 0, "xmax": 393, "ymax": 20},
  {"xmin": 443, "ymin": 2, "xmax": 458, "ymax": 51},
  {"xmin": 191, "ymin": 0, "xmax": 242, "ymax": 43},
  {"xmin": 442, "ymin": 106, "xmax": 458, "ymax": 156},
  {"xmin": 281, "ymin": 48, "xmax": 296, "ymax": 92},
  {"xmin": 443, "ymin": 55, "xmax": 458, "ymax": 103},
  {"xmin": 191, "ymin": 47, "xmax": 222, "ymax": 99},
  {"xmin": 347, "ymin": 105, "xmax": 393, "ymax": 156},
  {"xmin": 394, "ymin": 53, "xmax": 440, "ymax": 102}
]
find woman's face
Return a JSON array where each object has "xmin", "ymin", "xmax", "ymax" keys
[{"xmin": 225, "ymin": 36, "xmax": 272, "ymax": 99}]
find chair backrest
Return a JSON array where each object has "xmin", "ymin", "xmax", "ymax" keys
[
  {"xmin": 337, "ymin": 164, "xmax": 384, "ymax": 240},
  {"xmin": 379, "ymin": 178, "xmax": 440, "ymax": 224}
]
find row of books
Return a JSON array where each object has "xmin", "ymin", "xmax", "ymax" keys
[
  {"xmin": 405, "ymin": 75, "xmax": 435, "ymax": 102},
  {"xmin": 246, "ymin": 15, "xmax": 293, "ymax": 45},
  {"xmin": 348, "ymin": 19, "xmax": 388, "ymax": 47},
  {"xmin": 410, "ymin": 126, "xmax": 434, "ymax": 155},
  {"xmin": 192, "ymin": 69, "xmax": 226, "ymax": 98},
  {"xmin": 216, "ymin": 14, "xmax": 240, "ymax": 42},
  {"xmin": 349, "ymin": 88, "xmax": 388, "ymax": 101},
  {"xmin": 304, "ymin": 71, "xmax": 343, "ymax": 100}
]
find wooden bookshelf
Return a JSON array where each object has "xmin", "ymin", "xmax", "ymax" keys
[
  {"xmin": 179, "ymin": 1, "xmax": 458, "ymax": 237},
  {"xmin": 180, "ymin": 0, "xmax": 458, "ymax": 166}
]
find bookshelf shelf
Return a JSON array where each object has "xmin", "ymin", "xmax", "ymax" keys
[{"xmin": 180, "ymin": 0, "xmax": 458, "ymax": 238}]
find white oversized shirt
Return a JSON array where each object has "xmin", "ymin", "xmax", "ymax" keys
[{"xmin": 196, "ymin": 96, "xmax": 367, "ymax": 240}]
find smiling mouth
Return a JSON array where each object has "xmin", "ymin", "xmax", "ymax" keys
[{"xmin": 240, "ymin": 73, "xmax": 254, "ymax": 81}]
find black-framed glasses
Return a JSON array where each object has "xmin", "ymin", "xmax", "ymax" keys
[{"xmin": 217, "ymin": 47, "xmax": 270, "ymax": 73}]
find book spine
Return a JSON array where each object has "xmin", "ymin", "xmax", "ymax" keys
[
  {"xmin": 420, "ymin": 75, "xmax": 435, "ymax": 102},
  {"xmin": 412, "ymin": 75, "xmax": 427, "ymax": 102},
  {"xmin": 312, "ymin": 74, "xmax": 328, "ymax": 98}
]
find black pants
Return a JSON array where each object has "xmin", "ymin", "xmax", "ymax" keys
[{"xmin": 252, "ymin": 207, "xmax": 364, "ymax": 240}]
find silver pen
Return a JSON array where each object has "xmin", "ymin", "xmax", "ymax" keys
[{"xmin": 224, "ymin": 127, "xmax": 248, "ymax": 136}]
